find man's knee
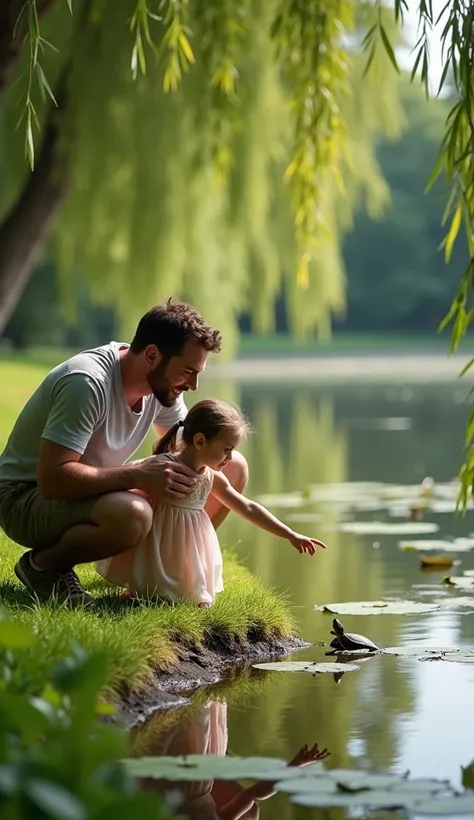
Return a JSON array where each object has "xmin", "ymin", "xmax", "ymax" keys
[
  {"xmin": 223, "ymin": 452, "xmax": 249, "ymax": 493},
  {"xmin": 91, "ymin": 492, "xmax": 153, "ymax": 547}
]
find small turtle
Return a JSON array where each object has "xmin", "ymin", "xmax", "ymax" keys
[{"xmin": 329, "ymin": 618, "xmax": 379, "ymax": 652}]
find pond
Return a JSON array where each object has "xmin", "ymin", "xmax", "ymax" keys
[{"xmin": 131, "ymin": 378, "xmax": 474, "ymax": 819}]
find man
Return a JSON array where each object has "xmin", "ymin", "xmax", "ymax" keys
[{"xmin": 0, "ymin": 298, "xmax": 248, "ymax": 608}]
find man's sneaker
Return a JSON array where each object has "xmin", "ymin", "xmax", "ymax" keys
[
  {"xmin": 55, "ymin": 569, "xmax": 96, "ymax": 610},
  {"xmin": 14, "ymin": 552, "xmax": 60, "ymax": 601},
  {"xmin": 14, "ymin": 554, "xmax": 96, "ymax": 610}
]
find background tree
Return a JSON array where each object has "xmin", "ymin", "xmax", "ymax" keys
[
  {"xmin": 341, "ymin": 76, "xmax": 467, "ymax": 333},
  {"xmin": 0, "ymin": 0, "xmax": 404, "ymax": 351},
  {"xmin": 363, "ymin": 0, "xmax": 474, "ymax": 503}
]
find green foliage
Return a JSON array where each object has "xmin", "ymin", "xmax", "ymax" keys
[
  {"xmin": 0, "ymin": 612, "xmax": 170, "ymax": 819},
  {"xmin": 2, "ymin": 0, "xmax": 405, "ymax": 348},
  {"xmin": 2, "ymin": 262, "xmax": 115, "ymax": 350},
  {"xmin": 341, "ymin": 77, "xmax": 467, "ymax": 332},
  {"xmin": 361, "ymin": 1, "xmax": 474, "ymax": 509},
  {"xmin": 3, "ymin": 74, "xmax": 461, "ymax": 345}
]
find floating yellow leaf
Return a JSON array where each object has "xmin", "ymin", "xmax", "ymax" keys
[{"xmin": 420, "ymin": 555, "xmax": 454, "ymax": 569}]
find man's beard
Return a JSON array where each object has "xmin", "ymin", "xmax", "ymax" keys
[{"xmin": 146, "ymin": 359, "xmax": 177, "ymax": 407}]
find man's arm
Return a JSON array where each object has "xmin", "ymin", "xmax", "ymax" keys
[
  {"xmin": 37, "ymin": 440, "xmax": 145, "ymax": 500},
  {"xmin": 37, "ymin": 375, "xmax": 196, "ymax": 500},
  {"xmin": 38, "ymin": 440, "xmax": 197, "ymax": 501}
]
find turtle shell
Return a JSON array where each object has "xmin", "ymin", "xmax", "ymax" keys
[
  {"xmin": 329, "ymin": 619, "xmax": 378, "ymax": 651},
  {"xmin": 337, "ymin": 631, "xmax": 379, "ymax": 651}
]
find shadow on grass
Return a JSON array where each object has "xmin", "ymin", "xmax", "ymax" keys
[
  {"xmin": 0, "ymin": 579, "xmax": 168, "ymax": 616},
  {"xmin": 0, "ymin": 580, "xmax": 34, "ymax": 608}
]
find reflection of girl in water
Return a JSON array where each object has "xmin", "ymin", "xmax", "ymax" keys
[{"xmin": 136, "ymin": 699, "xmax": 330, "ymax": 819}]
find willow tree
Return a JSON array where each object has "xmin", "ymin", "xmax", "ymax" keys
[
  {"xmin": 0, "ymin": 0, "xmax": 403, "ymax": 349},
  {"xmin": 363, "ymin": 1, "xmax": 474, "ymax": 504}
]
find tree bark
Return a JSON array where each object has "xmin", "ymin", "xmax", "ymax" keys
[
  {"xmin": 0, "ymin": 0, "xmax": 56, "ymax": 97},
  {"xmin": 0, "ymin": 67, "xmax": 72, "ymax": 333}
]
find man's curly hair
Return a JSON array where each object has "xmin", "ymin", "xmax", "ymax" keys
[{"xmin": 130, "ymin": 298, "xmax": 222, "ymax": 358}]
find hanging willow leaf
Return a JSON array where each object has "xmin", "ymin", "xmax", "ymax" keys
[
  {"xmin": 37, "ymin": 64, "xmax": 57, "ymax": 105},
  {"xmin": 379, "ymin": 24, "xmax": 399, "ymax": 72},
  {"xmin": 443, "ymin": 202, "xmax": 464, "ymax": 263},
  {"xmin": 1, "ymin": 0, "xmax": 403, "ymax": 346}
]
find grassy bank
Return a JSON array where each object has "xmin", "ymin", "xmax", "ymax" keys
[{"xmin": 0, "ymin": 535, "xmax": 296, "ymax": 696}]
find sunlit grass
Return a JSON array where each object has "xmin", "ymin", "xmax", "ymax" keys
[{"xmin": 0, "ymin": 536, "xmax": 296, "ymax": 695}]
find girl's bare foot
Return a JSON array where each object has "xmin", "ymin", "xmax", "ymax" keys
[
  {"xmin": 120, "ymin": 589, "xmax": 133, "ymax": 601},
  {"xmin": 198, "ymin": 601, "xmax": 212, "ymax": 609},
  {"xmin": 120, "ymin": 589, "xmax": 145, "ymax": 608}
]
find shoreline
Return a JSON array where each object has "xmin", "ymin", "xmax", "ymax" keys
[
  {"xmin": 2, "ymin": 348, "xmax": 474, "ymax": 384},
  {"xmin": 207, "ymin": 353, "xmax": 473, "ymax": 383},
  {"xmin": 114, "ymin": 635, "xmax": 308, "ymax": 729}
]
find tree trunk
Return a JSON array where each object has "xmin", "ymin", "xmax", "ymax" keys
[{"xmin": 0, "ymin": 68, "xmax": 72, "ymax": 333}]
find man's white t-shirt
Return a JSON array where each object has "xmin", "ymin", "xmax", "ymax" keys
[{"xmin": 0, "ymin": 342, "xmax": 187, "ymax": 483}]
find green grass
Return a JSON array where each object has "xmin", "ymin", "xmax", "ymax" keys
[{"xmin": 0, "ymin": 535, "xmax": 296, "ymax": 697}]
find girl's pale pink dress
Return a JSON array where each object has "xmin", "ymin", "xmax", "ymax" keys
[{"xmin": 96, "ymin": 454, "xmax": 224, "ymax": 605}]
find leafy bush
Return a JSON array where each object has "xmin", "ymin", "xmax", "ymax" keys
[{"xmin": 0, "ymin": 612, "xmax": 170, "ymax": 819}]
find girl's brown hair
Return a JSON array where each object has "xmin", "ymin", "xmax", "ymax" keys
[{"xmin": 153, "ymin": 399, "xmax": 249, "ymax": 455}]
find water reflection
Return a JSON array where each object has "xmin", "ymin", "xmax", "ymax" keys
[
  {"xmin": 132, "ymin": 699, "xmax": 330, "ymax": 819},
  {"xmin": 129, "ymin": 380, "xmax": 474, "ymax": 818}
]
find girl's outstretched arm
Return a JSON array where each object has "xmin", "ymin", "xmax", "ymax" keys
[{"xmin": 211, "ymin": 471, "xmax": 327, "ymax": 554}]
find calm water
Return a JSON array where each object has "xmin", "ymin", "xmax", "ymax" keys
[{"xmin": 131, "ymin": 379, "xmax": 474, "ymax": 819}]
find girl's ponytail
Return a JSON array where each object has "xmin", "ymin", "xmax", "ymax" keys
[{"xmin": 153, "ymin": 420, "xmax": 184, "ymax": 455}]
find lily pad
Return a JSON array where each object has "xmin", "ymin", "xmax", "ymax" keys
[
  {"xmin": 122, "ymin": 755, "xmax": 463, "ymax": 813},
  {"xmin": 390, "ymin": 500, "xmax": 473, "ymax": 517},
  {"xmin": 339, "ymin": 521, "xmax": 439, "ymax": 535},
  {"xmin": 439, "ymin": 652, "xmax": 474, "ymax": 664},
  {"xmin": 400, "ymin": 539, "xmax": 474, "ymax": 553},
  {"xmin": 280, "ymin": 768, "xmax": 454, "ymax": 809},
  {"xmin": 383, "ymin": 646, "xmax": 454, "ymax": 658},
  {"xmin": 276, "ymin": 777, "xmax": 337, "ymax": 794},
  {"xmin": 437, "ymin": 597, "xmax": 474, "ymax": 609},
  {"xmin": 252, "ymin": 661, "xmax": 359, "ymax": 674},
  {"xmin": 389, "ymin": 778, "xmax": 451, "ymax": 793},
  {"xmin": 291, "ymin": 791, "xmax": 420, "ymax": 808},
  {"xmin": 443, "ymin": 575, "xmax": 474, "ymax": 589},
  {"xmin": 315, "ymin": 600, "xmax": 440, "ymax": 616},
  {"xmin": 122, "ymin": 755, "xmax": 313, "ymax": 781},
  {"xmin": 327, "ymin": 770, "xmax": 401, "ymax": 791},
  {"xmin": 414, "ymin": 794, "xmax": 474, "ymax": 815}
]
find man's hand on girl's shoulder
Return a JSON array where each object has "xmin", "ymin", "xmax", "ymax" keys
[{"xmin": 134, "ymin": 457, "xmax": 196, "ymax": 500}]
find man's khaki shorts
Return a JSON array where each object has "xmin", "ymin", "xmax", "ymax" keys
[{"xmin": 0, "ymin": 482, "xmax": 99, "ymax": 550}]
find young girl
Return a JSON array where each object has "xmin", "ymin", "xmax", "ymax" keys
[{"xmin": 96, "ymin": 399, "xmax": 327, "ymax": 607}]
